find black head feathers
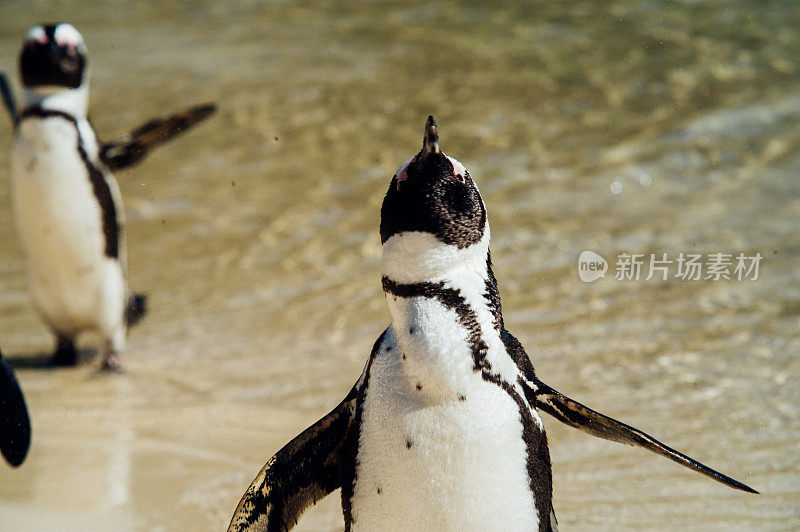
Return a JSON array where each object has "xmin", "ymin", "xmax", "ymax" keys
[{"xmin": 380, "ymin": 116, "xmax": 486, "ymax": 249}]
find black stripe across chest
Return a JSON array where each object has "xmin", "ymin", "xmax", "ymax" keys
[
  {"xmin": 380, "ymin": 276, "xmax": 554, "ymax": 531},
  {"xmin": 381, "ymin": 276, "xmax": 492, "ymax": 372},
  {"xmin": 20, "ymin": 107, "xmax": 119, "ymax": 259}
]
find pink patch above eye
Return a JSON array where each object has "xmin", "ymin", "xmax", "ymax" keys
[
  {"xmin": 447, "ymin": 155, "xmax": 467, "ymax": 178},
  {"xmin": 394, "ymin": 154, "xmax": 469, "ymax": 189},
  {"xmin": 55, "ymin": 36, "xmax": 80, "ymax": 47},
  {"xmin": 395, "ymin": 155, "xmax": 417, "ymax": 190},
  {"xmin": 24, "ymin": 27, "xmax": 48, "ymax": 45},
  {"xmin": 53, "ymin": 25, "xmax": 82, "ymax": 47},
  {"xmin": 396, "ymin": 167, "xmax": 409, "ymax": 186}
]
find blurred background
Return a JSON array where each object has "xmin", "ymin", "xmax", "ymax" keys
[{"xmin": 0, "ymin": 0, "xmax": 797, "ymax": 530}]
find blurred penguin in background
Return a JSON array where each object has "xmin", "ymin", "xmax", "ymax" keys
[{"xmin": 4, "ymin": 23, "xmax": 214, "ymax": 371}]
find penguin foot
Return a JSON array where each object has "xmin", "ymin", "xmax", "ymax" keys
[
  {"xmin": 101, "ymin": 352, "xmax": 124, "ymax": 373},
  {"xmin": 52, "ymin": 336, "xmax": 77, "ymax": 366},
  {"xmin": 125, "ymin": 293, "xmax": 147, "ymax": 327}
]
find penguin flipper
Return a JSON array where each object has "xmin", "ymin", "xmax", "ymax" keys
[
  {"xmin": 550, "ymin": 507, "xmax": 559, "ymax": 532},
  {"xmin": 0, "ymin": 72, "xmax": 19, "ymax": 127},
  {"xmin": 228, "ymin": 388, "xmax": 357, "ymax": 532},
  {"xmin": 526, "ymin": 378, "xmax": 758, "ymax": 494},
  {"xmin": 100, "ymin": 103, "xmax": 216, "ymax": 170},
  {"xmin": 0, "ymin": 349, "xmax": 31, "ymax": 467}
]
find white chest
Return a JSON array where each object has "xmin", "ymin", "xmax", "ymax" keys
[
  {"xmin": 10, "ymin": 117, "xmax": 126, "ymax": 331},
  {"xmin": 351, "ymin": 324, "xmax": 541, "ymax": 531},
  {"xmin": 11, "ymin": 117, "xmax": 108, "ymax": 260}
]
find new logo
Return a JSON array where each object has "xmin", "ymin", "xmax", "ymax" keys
[{"xmin": 578, "ymin": 251, "xmax": 608, "ymax": 283}]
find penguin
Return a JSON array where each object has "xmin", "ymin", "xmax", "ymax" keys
[
  {"xmin": 8, "ymin": 23, "xmax": 215, "ymax": 370},
  {"xmin": 0, "ymin": 346, "xmax": 31, "ymax": 467},
  {"xmin": 228, "ymin": 117, "xmax": 757, "ymax": 531}
]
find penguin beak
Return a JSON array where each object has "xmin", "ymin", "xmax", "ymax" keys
[{"xmin": 421, "ymin": 115, "xmax": 440, "ymax": 163}]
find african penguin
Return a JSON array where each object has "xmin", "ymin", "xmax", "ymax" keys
[
  {"xmin": 228, "ymin": 116, "xmax": 757, "ymax": 532},
  {"xmin": 9, "ymin": 23, "xmax": 215, "ymax": 371},
  {"xmin": 10, "ymin": 23, "xmax": 132, "ymax": 370}
]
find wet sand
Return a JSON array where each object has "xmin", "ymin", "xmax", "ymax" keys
[{"xmin": 0, "ymin": 1, "xmax": 798, "ymax": 530}]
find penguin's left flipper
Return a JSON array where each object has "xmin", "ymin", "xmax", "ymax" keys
[
  {"xmin": 524, "ymin": 378, "xmax": 758, "ymax": 494},
  {"xmin": 228, "ymin": 388, "xmax": 357, "ymax": 532},
  {"xmin": 100, "ymin": 103, "xmax": 216, "ymax": 171},
  {"xmin": 0, "ymin": 72, "xmax": 19, "ymax": 127},
  {"xmin": 0, "ymin": 349, "xmax": 31, "ymax": 467}
]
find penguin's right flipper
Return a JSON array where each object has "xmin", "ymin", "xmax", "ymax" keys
[
  {"xmin": 526, "ymin": 378, "xmax": 758, "ymax": 494},
  {"xmin": 100, "ymin": 103, "xmax": 216, "ymax": 170},
  {"xmin": 0, "ymin": 72, "xmax": 19, "ymax": 128},
  {"xmin": 228, "ymin": 388, "xmax": 357, "ymax": 532},
  {"xmin": 0, "ymin": 348, "xmax": 31, "ymax": 467}
]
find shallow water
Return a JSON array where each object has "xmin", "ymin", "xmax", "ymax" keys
[{"xmin": 0, "ymin": 1, "xmax": 798, "ymax": 530}]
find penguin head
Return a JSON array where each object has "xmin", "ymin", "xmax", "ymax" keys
[
  {"xmin": 20, "ymin": 24, "xmax": 87, "ymax": 91},
  {"xmin": 380, "ymin": 116, "xmax": 489, "ymax": 281}
]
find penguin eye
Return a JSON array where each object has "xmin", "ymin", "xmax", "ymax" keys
[{"xmin": 454, "ymin": 173, "xmax": 466, "ymax": 184}]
